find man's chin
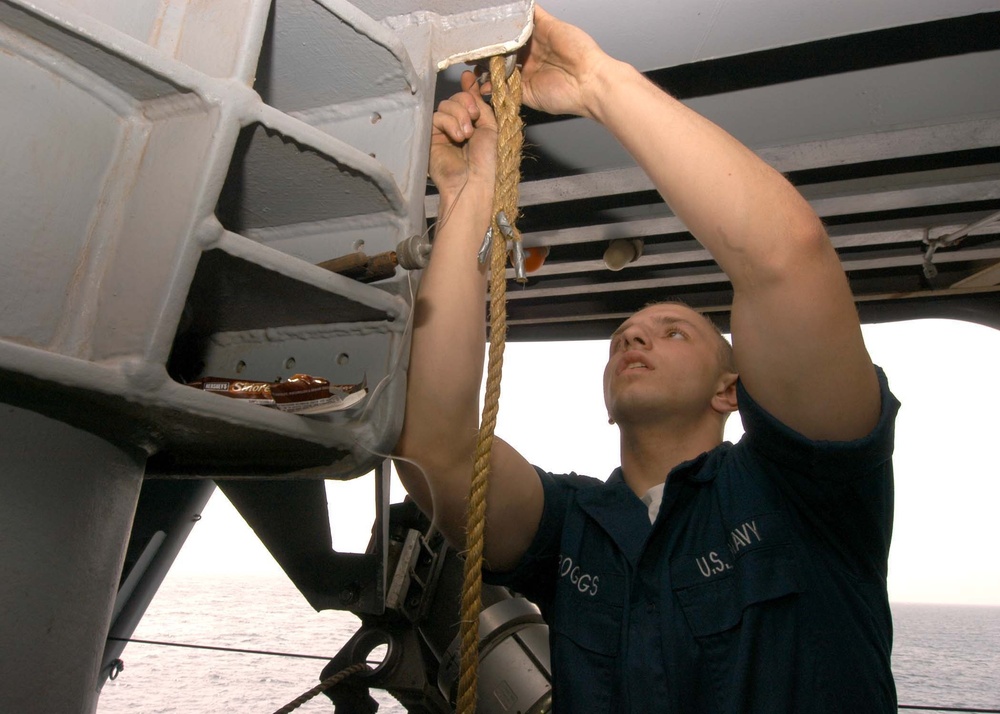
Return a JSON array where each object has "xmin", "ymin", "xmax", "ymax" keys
[{"xmin": 609, "ymin": 397, "xmax": 666, "ymax": 425}]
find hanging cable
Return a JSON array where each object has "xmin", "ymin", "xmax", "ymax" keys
[
  {"xmin": 106, "ymin": 635, "xmax": 336, "ymax": 661},
  {"xmin": 898, "ymin": 707, "xmax": 1000, "ymax": 713}
]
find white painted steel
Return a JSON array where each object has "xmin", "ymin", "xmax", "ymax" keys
[{"xmin": 0, "ymin": 2, "xmax": 533, "ymax": 710}]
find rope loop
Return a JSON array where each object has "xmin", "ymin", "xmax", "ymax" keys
[
  {"xmin": 108, "ymin": 659, "xmax": 124, "ymax": 681},
  {"xmin": 455, "ymin": 53, "xmax": 524, "ymax": 714}
]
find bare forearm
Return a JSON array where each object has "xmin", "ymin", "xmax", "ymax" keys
[
  {"xmin": 397, "ymin": 185, "xmax": 545, "ymax": 561},
  {"xmin": 395, "ymin": 181, "xmax": 493, "ymax": 501},
  {"xmin": 586, "ymin": 60, "xmax": 827, "ymax": 285},
  {"xmin": 515, "ymin": 6, "xmax": 877, "ymax": 443},
  {"xmin": 582, "ymin": 58, "xmax": 877, "ymax": 438}
]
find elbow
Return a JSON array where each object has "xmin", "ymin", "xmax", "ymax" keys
[
  {"xmin": 393, "ymin": 456, "xmax": 433, "ymax": 515},
  {"xmin": 393, "ymin": 424, "xmax": 476, "ymax": 501},
  {"xmin": 783, "ymin": 215, "xmax": 832, "ymax": 271},
  {"xmin": 391, "ymin": 448, "xmax": 472, "ymax": 552},
  {"xmin": 793, "ymin": 213, "xmax": 831, "ymax": 253},
  {"xmin": 394, "ymin": 421, "xmax": 471, "ymax": 474},
  {"xmin": 741, "ymin": 214, "xmax": 833, "ymax": 288},
  {"xmin": 392, "ymin": 427, "xmax": 433, "ymax": 509}
]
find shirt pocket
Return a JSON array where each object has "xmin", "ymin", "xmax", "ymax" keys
[
  {"xmin": 552, "ymin": 597, "xmax": 620, "ymax": 653},
  {"xmin": 670, "ymin": 545, "xmax": 805, "ymax": 712},
  {"xmin": 670, "ymin": 544, "xmax": 803, "ymax": 637},
  {"xmin": 550, "ymin": 581, "xmax": 622, "ymax": 712}
]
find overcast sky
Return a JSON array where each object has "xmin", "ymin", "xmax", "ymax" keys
[{"xmin": 172, "ymin": 318, "xmax": 1000, "ymax": 606}]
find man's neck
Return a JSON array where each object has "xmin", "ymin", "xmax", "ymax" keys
[{"xmin": 618, "ymin": 417, "xmax": 722, "ymax": 498}]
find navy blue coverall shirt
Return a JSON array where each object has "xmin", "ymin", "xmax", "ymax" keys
[{"xmin": 486, "ymin": 368, "xmax": 901, "ymax": 713}]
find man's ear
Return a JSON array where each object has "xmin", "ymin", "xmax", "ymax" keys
[{"xmin": 712, "ymin": 372, "xmax": 739, "ymax": 415}]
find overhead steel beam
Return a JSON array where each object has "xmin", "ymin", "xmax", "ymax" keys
[
  {"xmin": 426, "ymin": 117, "xmax": 1000, "ymax": 216},
  {"xmin": 505, "ymin": 286, "xmax": 1000, "ymax": 335},
  {"xmin": 504, "ymin": 244, "xmax": 1000, "ymax": 301},
  {"xmin": 952, "ymin": 261, "xmax": 1000, "ymax": 288},
  {"xmin": 514, "ymin": 223, "xmax": 1000, "ymax": 279},
  {"xmin": 547, "ymin": 171, "xmax": 1000, "ymax": 249}
]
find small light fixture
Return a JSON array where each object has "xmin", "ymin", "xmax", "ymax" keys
[
  {"xmin": 603, "ymin": 238, "xmax": 644, "ymax": 271},
  {"xmin": 524, "ymin": 246, "xmax": 550, "ymax": 273}
]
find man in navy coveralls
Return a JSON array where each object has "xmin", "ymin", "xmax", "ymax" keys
[{"xmin": 395, "ymin": 6, "xmax": 899, "ymax": 712}]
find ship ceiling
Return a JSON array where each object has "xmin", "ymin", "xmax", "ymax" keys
[{"xmin": 430, "ymin": 8, "xmax": 1000, "ymax": 340}]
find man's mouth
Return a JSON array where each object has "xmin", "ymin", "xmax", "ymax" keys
[{"xmin": 616, "ymin": 353, "xmax": 651, "ymax": 375}]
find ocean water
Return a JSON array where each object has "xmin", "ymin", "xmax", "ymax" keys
[
  {"xmin": 98, "ymin": 575, "xmax": 406, "ymax": 714},
  {"xmin": 98, "ymin": 575, "xmax": 1000, "ymax": 713}
]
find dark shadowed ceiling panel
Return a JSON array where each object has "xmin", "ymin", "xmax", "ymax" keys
[{"xmin": 430, "ymin": 6, "xmax": 1000, "ymax": 339}]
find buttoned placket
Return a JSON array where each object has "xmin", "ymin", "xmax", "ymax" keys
[{"xmin": 634, "ymin": 448, "xmax": 723, "ymax": 713}]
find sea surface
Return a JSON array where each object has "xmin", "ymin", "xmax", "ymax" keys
[{"xmin": 98, "ymin": 575, "xmax": 999, "ymax": 713}]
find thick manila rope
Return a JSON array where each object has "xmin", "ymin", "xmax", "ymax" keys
[{"xmin": 456, "ymin": 53, "xmax": 524, "ymax": 714}]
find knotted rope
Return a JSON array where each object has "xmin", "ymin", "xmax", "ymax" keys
[{"xmin": 456, "ymin": 54, "xmax": 524, "ymax": 714}]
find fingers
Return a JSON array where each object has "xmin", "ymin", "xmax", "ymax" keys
[
  {"xmin": 459, "ymin": 70, "xmax": 493, "ymax": 117},
  {"xmin": 432, "ymin": 72, "xmax": 490, "ymax": 143},
  {"xmin": 459, "ymin": 69, "xmax": 479, "ymax": 93},
  {"xmin": 533, "ymin": 4, "xmax": 556, "ymax": 30},
  {"xmin": 467, "ymin": 62, "xmax": 497, "ymax": 97},
  {"xmin": 431, "ymin": 104, "xmax": 473, "ymax": 144}
]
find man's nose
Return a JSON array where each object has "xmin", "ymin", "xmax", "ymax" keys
[{"xmin": 623, "ymin": 327, "xmax": 649, "ymax": 348}]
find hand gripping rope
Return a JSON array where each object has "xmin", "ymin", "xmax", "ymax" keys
[{"xmin": 457, "ymin": 52, "xmax": 525, "ymax": 714}]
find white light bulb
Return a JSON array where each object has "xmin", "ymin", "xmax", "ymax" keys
[{"xmin": 603, "ymin": 239, "xmax": 643, "ymax": 271}]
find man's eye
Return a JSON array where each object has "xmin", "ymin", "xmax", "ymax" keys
[{"xmin": 666, "ymin": 330, "xmax": 685, "ymax": 339}]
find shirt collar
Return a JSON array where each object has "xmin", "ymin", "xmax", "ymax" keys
[
  {"xmin": 577, "ymin": 469, "xmax": 650, "ymax": 564},
  {"xmin": 575, "ymin": 443, "xmax": 732, "ymax": 564},
  {"xmin": 671, "ymin": 442, "xmax": 732, "ymax": 483}
]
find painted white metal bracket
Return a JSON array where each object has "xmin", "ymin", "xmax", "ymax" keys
[{"xmin": 0, "ymin": 0, "xmax": 533, "ymax": 479}]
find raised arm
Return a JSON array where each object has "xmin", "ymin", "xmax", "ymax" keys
[
  {"xmin": 519, "ymin": 6, "xmax": 880, "ymax": 440},
  {"xmin": 394, "ymin": 73, "xmax": 543, "ymax": 571}
]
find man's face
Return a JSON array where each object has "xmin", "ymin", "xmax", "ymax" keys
[{"xmin": 603, "ymin": 304, "xmax": 728, "ymax": 424}]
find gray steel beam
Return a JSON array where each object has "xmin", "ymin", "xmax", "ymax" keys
[
  {"xmin": 519, "ymin": 223, "xmax": 1000, "ymax": 279},
  {"xmin": 505, "ymin": 244, "xmax": 1000, "ymax": 301},
  {"xmin": 0, "ymin": 1, "xmax": 535, "ymax": 711},
  {"xmin": 0, "ymin": 405, "xmax": 145, "ymax": 714},
  {"xmin": 507, "ymin": 170, "xmax": 1000, "ymax": 252},
  {"xmin": 426, "ymin": 117, "xmax": 1000, "ymax": 216},
  {"xmin": 98, "ymin": 479, "xmax": 216, "ymax": 690}
]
